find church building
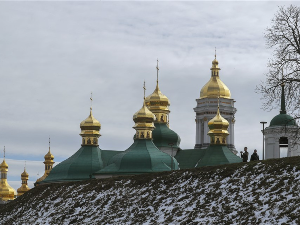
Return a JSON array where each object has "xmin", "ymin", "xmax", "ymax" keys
[{"xmin": 194, "ymin": 54, "xmax": 237, "ymax": 154}]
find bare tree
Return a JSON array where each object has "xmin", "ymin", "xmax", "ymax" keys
[{"xmin": 258, "ymin": 5, "xmax": 300, "ymax": 117}]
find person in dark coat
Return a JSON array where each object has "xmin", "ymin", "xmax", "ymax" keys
[
  {"xmin": 250, "ymin": 149, "xmax": 259, "ymax": 161},
  {"xmin": 240, "ymin": 147, "xmax": 249, "ymax": 162}
]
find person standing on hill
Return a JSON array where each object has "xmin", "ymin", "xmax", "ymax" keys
[
  {"xmin": 240, "ymin": 147, "xmax": 249, "ymax": 162},
  {"xmin": 250, "ymin": 149, "xmax": 259, "ymax": 161}
]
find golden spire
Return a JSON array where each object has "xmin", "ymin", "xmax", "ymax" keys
[
  {"xmin": 215, "ymin": 47, "xmax": 216, "ymax": 59},
  {"xmin": 200, "ymin": 52, "xmax": 231, "ymax": 99},
  {"xmin": 145, "ymin": 60, "xmax": 170, "ymax": 124},
  {"xmin": 90, "ymin": 92, "xmax": 93, "ymax": 110},
  {"xmin": 17, "ymin": 161, "xmax": 30, "ymax": 197},
  {"xmin": 133, "ymin": 82, "xmax": 156, "ymax": 139},
  {"xmin": 156, "ymin": 59, "xmax": 159, "ymax": 86},
  {"xmin": 80, "ymin": 94, "xmax": 101, "ymax": 146},
  {"xmin": 207, "ymin": 96, "xmax": 230, "ymax": 145},
  {"xmin": 143, "ymin": 80, "xmax": 146, "ymax": 100},
  {"xmin": 0, "ymin": 147, "xmax": 16, "ymax": 201},
  {"xmin": 35, "ymin": 139, "xmax": 55, "ymax": 185}
]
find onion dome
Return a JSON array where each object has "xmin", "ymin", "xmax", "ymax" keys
[
  {"xmin": 270, "ymin": 82, "xmax": 297, "ymax": 127},
  {"xmin": 44, "ymin": 150, "xmax": 54, "ymax": 161},
  {"xmin": 208, "ymin": 101, "xmax": 229, "ymax": 145},
  {"xmin": 17, "ymin": 168, "xmax": 30, "ymax": 196},
  {"xmin": 145, "ymin": 60, "xmax": 170, "ymax": 124},
  {"xmin": 133, "ymin": 101, "xmax": 156, "ymax": 123},
  {"xmin": 35, "ymin": 140, "xmax": 55, "ymax": 185},
  {"xmin": 0, "ymin": 155, "xmax": 16, "ymax": 201},
  {"xmin": 133, "ymin": 82, "xmax": 156, "ymax": 139},
  {"xmin": 200, "ymin": 56, "xmax": 231, "ymax": 99},
  {"xmin": 21, "ymin": 169, "xmax": 29, "ymax": 177},
  {"xmin": 80, "ymin": 108, "xmax": 101, "ymax": 146},
  {"xmin": 0, "ymin": 160, "xmax": 8, "ymax": 169},
  {"xmin": 145, "ymin": 84, "xmax": 170, "ymax": 115}
]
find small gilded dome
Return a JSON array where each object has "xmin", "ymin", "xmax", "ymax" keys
[
  {"xmin": 0, "ymin": 160, "xmax": 8, "ymax": 169},
  {"xmin": 133, "ymin": 101, "xmax": 156, "ymax": 123},
  {"xmin": 21, "ymin": 169, "xmax": 29, "ymax": 177},
  {"xmin": 145, "ymin": 84, "xmax": 170, "ymax": 111},
  {"xmin": 200, "ymin": 57, "xmax": 231, "ymax": 99},
  {"xmin": 80, "ymin": 109, "xmax": 101, "ymax": 130},
  {"xmin": 208, "ymin": 108, "xmax": 229, "ymax": 131},
  {"xmin": 44, "ymin": 150, "xmax": 54, "ymax": 161}
]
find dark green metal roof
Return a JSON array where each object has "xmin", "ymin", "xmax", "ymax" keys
[
  {"xmin": 152, "ymin": 123, "xmax": 181, "ymax": 148},
  {"xmin": 39, "ymin": 146, "xmax": 104, "ymax": 184},
  {"xmin": 196, "ymin": 145, "xmax": 242, "ymax": 167},
  {"xmin": 101, "ymin": 150, "xmax": 122, "ymax": 167},
  {"xmin": 175, "ymin": 149, "xmax": 206, "ymax": 169},
  {"xmin": 270, "ymin": 114, "xmax": 297, "ymax": 127},
  {"xmin": 95, "ymin": 139, "xmax": 179, "ymax": 175},
  {"xmin": 269, "ymin": 82, "xmax": 297, "ymax": 127}
]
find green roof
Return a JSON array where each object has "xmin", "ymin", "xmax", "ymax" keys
[
  {"xmin": 196, "ymin": 145, "xmax": 242, "ymax": 167},
  {"xmin": 39, "ymin": 146, "xmax": 104, "ymax": 184},
  {"xmin": 270, "ymin": 114, "xmax": 297, "ymax": 127},
  {"xmin": 152, "ymin": 123, "xmax": 181, "ymax": 148},
  {"xmin": 101, "ymin": 150, "xmax": 122, "ymax": 167},
  {"xmin": 175, "ymin": 149, "xmax": 206, "ymax": 169},
  {"xmin": 95, "ymin": 139, "xmax": 179, "ymax": 175}
]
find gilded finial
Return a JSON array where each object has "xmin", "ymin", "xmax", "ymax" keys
[
  {"xmin": 49, "ymin": 136, "xmax": 51, "ymax": 152},
  {"xmin": 90, "ymin": 92, "xmax": 93, "ymax": 111},
  {"xmin": 215, "ymin": 47, "xmax": 217, "ymax": 59},
  {"xmin": 24, "ymin": 161, "xmax": 26, "ymax": 170},
  {"xmin": 156, "ymin": 59, "xmax": 159, "ymax": 85},
  {"xmin": 143, "ymin": 81, "xmax": 146, "ymax": 100},
  {"xmin": 3, "ymin": 146, "xmax": 5, "ymax": 159}
]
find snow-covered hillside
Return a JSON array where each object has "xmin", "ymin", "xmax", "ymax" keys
[{"xmin": 2, "ymin": 157, "xmax": 300, "ymax": 225}]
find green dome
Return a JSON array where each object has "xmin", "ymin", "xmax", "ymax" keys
[
  {"xmin": 152, "ymin": 123, "xmax": 181, "ymax": 149},
  {"xmin": 39, "ymin": 146, "xmax": 104, "ymax": 183},
  {"xmin": 270, "ymin": 114, "xmax": 297, "ymax": 127},
  {"xmin": 95, "ymin": 139, "xmax": 179, "ymax": 175}
]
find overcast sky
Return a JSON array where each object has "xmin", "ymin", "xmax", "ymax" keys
[{"xmin": 1, "ymin": 1, "xmax": 299, "ymax": 192}]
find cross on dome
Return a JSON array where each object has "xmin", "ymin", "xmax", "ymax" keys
[
  {"xmin": 143, "ymin": 81, "xmax": 146, "ymax": 100},
  {"xmin": 90, "ymin": 92, "xmax": 93, "ymax": 111}
]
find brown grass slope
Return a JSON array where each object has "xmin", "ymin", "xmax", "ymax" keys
[{"xmin": 1, "ymin": 157, "xmax": 300, "ymax": 224}]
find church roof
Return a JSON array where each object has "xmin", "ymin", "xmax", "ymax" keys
[
  {"xmin": 269, "ymin": 82, "xmax": 297, "ymax": 127},
  {"xmin": 39, "ymin": 146, "xmax": 104, "ymax": 183},
  {"xmin": 196, "ymin": 145, "xmax": 242, "ymax": 167},
  {"xmin": 175, "ymin": 149, "xmax": 206, "ymax": 169},
  {"xmin": 152, "ymin": 123, "xmax": 181, "ymax": 149},
  {"xmin": 270, "ymin": 114, "xmax": 296, "ymax": 127},
  {"xmin": 95, "ymin": 139, "xmax": 179, "ymax": 175}
]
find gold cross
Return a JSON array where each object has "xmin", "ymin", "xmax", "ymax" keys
[
  {"xmin": 143, "ymin": 81, "xmax": 146, "ymax": 99},
  {"xmin": 90, "ymin": 92, "xmax": 93, "ymax": 110},
  {"xmin": 156, "ymin": 59, "xmax": 159, "ymax": 83}
]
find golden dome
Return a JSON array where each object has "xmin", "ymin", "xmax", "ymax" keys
[
  {"xmin": 133, "ymin": 100, "xmax": 156, "ymax": 123},
  {"xmin": 145, "ymin": 83, "xmax": 170, "ymax": 112},
  {"xmin": 0, "ymin": 160, "xmax": 8, "ymax": 169},
  {"xmin": 80, "ymin": 108, "xmax": 101, "ymax": 130},
  {"xmin": 208, "ymin": 108, "xmax": 229, "ymax": 131},
  {"xmin": 44, "ymin": 150, "xmax": 54, "ymax": 161},
  {"xmin": 200, "ymin": 57, "xmax": 231, "ymax": 99},
  {"xmin": 207, "ymin": 103, "xmax": 229, "ymax": 145},
  {"xmin": 17, "ymin": 168, "xmax": 30, "ymax": 196},
  {"xmin": 21, "ymin": 169, "xmax": 29, "ymax": 177}
]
